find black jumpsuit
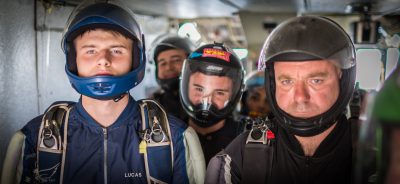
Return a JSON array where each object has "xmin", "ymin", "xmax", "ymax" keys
[{"xmin": 206, "ymin": 114, "xmax": 353, "ymax": 184}]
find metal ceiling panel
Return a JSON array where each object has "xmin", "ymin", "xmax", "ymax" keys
[
  {"xmin": 225, "ymin": 0, "xmax": 298, "ymax": 13},
  {"xmin": 62, "ymin": 0, "xmax": 400, "ymax": 18},
  {"xmin": 126, "ymin": 0, "xmax": 238, "ymax": 18}
]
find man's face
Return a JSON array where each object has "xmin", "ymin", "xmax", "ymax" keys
[
  {"xmin": 274, "ymin": 60, "xmax": 341, "ymax": 118},
  {"xmin": 246, "ymin": 86, "xmax": 270, "ymax": 116},
  {"xmin": 188, "ymin": 72, "xmax": 233, "ymax": 110},
  {"xmin": 74, "ymin": 29, "xmax": 133, "ymax": 77},
  {"xmin": 157, "ymin": 49, "xmax": 187, "ymax": 80}
]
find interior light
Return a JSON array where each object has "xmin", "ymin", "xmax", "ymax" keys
[{"xmin": 178, "ymin": 22, "xmax": 202, "ymax": 43}]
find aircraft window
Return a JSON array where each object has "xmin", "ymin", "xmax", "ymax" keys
[{"xmin": 356, "ymin": 49, "xmax": 383, "ymax": 90}]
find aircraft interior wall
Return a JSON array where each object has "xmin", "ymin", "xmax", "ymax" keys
[{"xmin": 0, "ymin": 0, "xmax": 399, "ymax": 180}]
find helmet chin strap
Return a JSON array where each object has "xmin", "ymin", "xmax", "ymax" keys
[{"xmin": 113, "ymin": 92, "xmax": 129, "ymax": 102}]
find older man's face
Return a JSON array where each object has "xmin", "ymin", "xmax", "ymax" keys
[{"xmin": 274, "ymin": 60, "xmax": 341, "ymax": 118}]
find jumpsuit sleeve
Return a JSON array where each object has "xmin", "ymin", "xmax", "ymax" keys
[
  {"xmin": 205, "ymin": 132, "xmax": 249, "ymax": 184},
  {"xmin": 205, "ymin": 152, "xmax": 234, "ymax": 184},
  {"xmin": 1, "ymin": 131, "xmax": 26, "ymax": 184},
  {"xmin": 183, "ymin": 126, "xmax": 206, "ymax": 184}
]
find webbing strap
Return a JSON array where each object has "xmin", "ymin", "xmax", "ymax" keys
[
  {"xmin": 139, "ymin": 99, "xmax": 173, "ymax": 184},
  {"xmin": 36, "ymin": 102, "xmax": 73, "ymax": 184},
  {"xmin": 241, "ymin": 118, "xmax": 274, "ymax": 184},
  {"xmin": 60, "ymin": 107, "xmax": 71, "ymax": 184},
  {"xmin": 241, "ymin": 143, "xmax": 273, "ymax": 184}
]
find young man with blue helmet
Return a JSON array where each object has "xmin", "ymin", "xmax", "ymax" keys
[{"xmin": 1, "ymin": 1, "xmax": 205, "ymax": 184}]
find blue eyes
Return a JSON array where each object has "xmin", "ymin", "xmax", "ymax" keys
[
  {"xmin": 281, "ymin": 80, "xmax": 293, "ymax": 85},
  {"xmin": 85, "ymin": 49, "xmax": 123, "ymax": 55},
  {"xmin": 311, "ymin": 79, "xmax": 323, "ymax": 84},
  {"xmin": 279, "ymin": 79, "xmax": 323, "ymax": 85}
]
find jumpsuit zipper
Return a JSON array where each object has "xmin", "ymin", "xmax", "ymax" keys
[
  {"xmin": 305, "ymin": 156, "xmax": 310, "ymax": 184},
  {"xmin": 103, "ymin": 128, "xmax": 108, "ymax": 184}
]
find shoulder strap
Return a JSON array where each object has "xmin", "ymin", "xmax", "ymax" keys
[
  {"xmin": 138, "ymin": 99, "xmax": 174, "ymax": 184},
  {"xmin": 241, "ymin": 117, "xmax": 275, "ymax": 184},
  {"xmin": 36, "ymin": 102, "xmax": 74, "ymax": 184}
]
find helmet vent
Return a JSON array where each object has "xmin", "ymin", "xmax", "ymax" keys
[{"xmin": 90, "ymin": 83, "xmax": 112, "ymax": 93}]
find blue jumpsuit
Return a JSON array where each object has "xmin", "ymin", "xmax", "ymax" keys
[{"xmin": 18, "ymin": 96, "xmax": 195, "ymax": 184}]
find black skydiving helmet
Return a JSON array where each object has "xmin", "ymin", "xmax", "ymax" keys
[
  {"xmin": 258, "ymin": 16, "xmax": 356, "ymax": 137},
  {"xmin": 61, "ymin": 0, "xmax": 146, "ymax": 100},
  {"xmin": 152, "ymin": 36, "xmax": 195, "ymax": 92},
  {"xmin": 180, "ymin": 43, "xmax": 244, "ymax": 127}
]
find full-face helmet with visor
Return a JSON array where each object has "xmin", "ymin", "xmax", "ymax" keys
[{"xmin": 180, "ymin": 43, "xmax": 245, "ymax": 127}]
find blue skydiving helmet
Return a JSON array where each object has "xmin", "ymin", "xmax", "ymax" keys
[{"xmin": 62, "ymin": 1, "xmax": 146, "ymax": 100}]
